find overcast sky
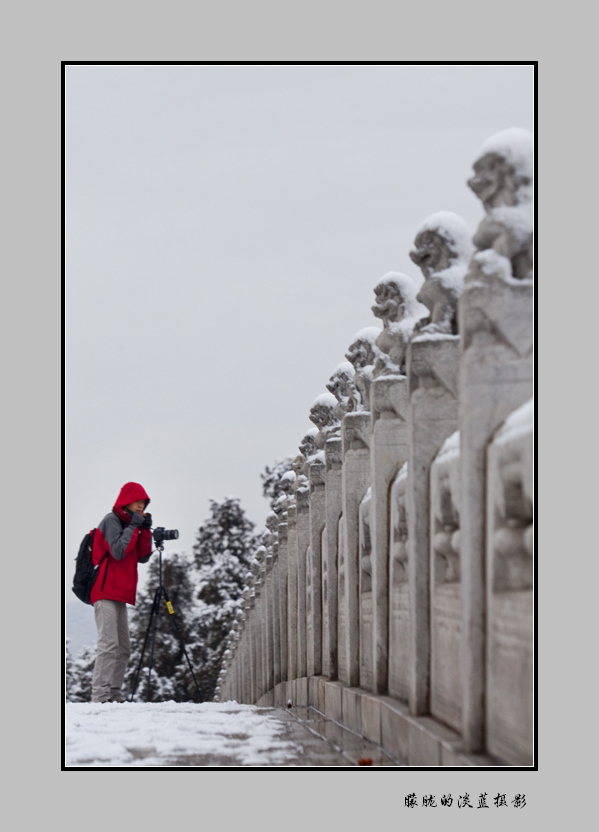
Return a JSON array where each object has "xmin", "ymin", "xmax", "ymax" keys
[{"xmin": 65, "ymin": 63, "xmax": 534, "ymax": 593}]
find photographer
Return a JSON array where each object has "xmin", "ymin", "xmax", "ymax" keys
[{"xmin": 90, "ymin": 481, "xmax": 154, "ymax": 703}]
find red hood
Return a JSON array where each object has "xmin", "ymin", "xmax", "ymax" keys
[{"xmin": 113, "ymin": 482, "xmax": 151, "ymax": 523}]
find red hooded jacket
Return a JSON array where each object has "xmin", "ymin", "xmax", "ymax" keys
[{"xmin": 90, "ymin": 482, "xmax": 153, "ymax": 606}]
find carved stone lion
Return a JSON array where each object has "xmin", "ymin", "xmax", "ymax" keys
[
  {"xmin": 326, "ymin": 361, "xmax": 356, "ymax": 428},
  {"xmin": 370, "ymin": 273, "xmax": 427, "ymax": 375},
  {"xmin": 345, "ymin": 327, "xmax": 381, "ymax": 410},
  {"xmin": 409, "ymin": 212, "xmax": 473, "ymax": 335},
  {"xmin": 298, "ymin": 428, "xmax": 319, "ymax": 461},
  {"xmin": 309, "ymin": 392, "xmax": 339, "ymax": 451},
  {"xmin": 467, "ymin": 128, "xmax": 534, "ymax": 282}
]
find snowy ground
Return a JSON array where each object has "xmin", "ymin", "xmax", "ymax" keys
[{"xmin": 65, "ymin": 701, "xmax": 303, "ymax": 768}]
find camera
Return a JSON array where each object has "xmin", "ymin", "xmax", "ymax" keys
[{"xmin": 153, "ymin": 526, "xmax": 179, "ymax": 545}]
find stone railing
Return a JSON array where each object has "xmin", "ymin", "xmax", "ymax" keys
[{"xmin": 216, "ymin": 128, "xmax": 534, "ymax": 767}]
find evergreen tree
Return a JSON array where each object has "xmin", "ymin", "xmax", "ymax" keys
[
  {"xmin": 68, "ymin": 645, "xmax": 96, "ymax": 702},
  {"xmin": 126, "ymin": 550, "xmax": 204, "ymax": 703},
  {"xmin": 192, "ymin": 497, "xmax": 259, "ymax": 701},
  {"xmin": 65, "ymin": 639, "xmax": 74, "ymax": 702},
  {"xmin": 260, "ymin": 456, "xmax": 295, "ymax": 511}
]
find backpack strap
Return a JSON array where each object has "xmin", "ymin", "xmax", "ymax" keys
[{"xmin": 99, "ymin": 551, "xmax": 109, "ymax": 591}]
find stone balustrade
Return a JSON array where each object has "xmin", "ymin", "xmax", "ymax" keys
[{"xmin": 216, "ymin": 128, "xmax": 534, "ymax": 768}]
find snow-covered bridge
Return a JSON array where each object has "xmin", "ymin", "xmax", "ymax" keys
[{"xmin": 216, "ymin": 128, "xmax": 534, "ymax": 769}]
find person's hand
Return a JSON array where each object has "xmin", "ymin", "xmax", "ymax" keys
[
  {"xmin": 130, "ymin": 511, "xmax": 145, "ymax": 528},
  {"xmin": 141, "ymin": 512, "xmax": 152, "ymax": 530}
]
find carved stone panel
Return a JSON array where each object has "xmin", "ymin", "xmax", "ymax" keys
[
  {"xmin": 430, "ymin": 432, "xmax": 462, "ymax": 733},
  {"xmin": 486, "ymin": 399, "xmax": 534, "ymax": 766},
  {"xmin": 321, "ymin": 526, "xmax": 329, "ymax": 678},
  {"xmin": 388, "ymin": 464, "xmax": 410, "ymax": 703},
  {"xmin": 337, "ymin": 514, "xmax": 347, "ymax": 684},
  {"xmin": 359, "ymin": 488, "xmax": 374, "ymax": 691}
]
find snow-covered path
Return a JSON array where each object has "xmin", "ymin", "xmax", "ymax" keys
[
  {"xmin": 65, "ymin": 701, "xmax": 401, "ymax": 768},
  {"xmin": 65, "ymin": 701, "xmax": 305, "ymax": 768}
]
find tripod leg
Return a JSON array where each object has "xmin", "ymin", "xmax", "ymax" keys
[
  {"xmin": 128, "ymin": 587, "xmax": 161, "ymax": 701},
  {"xmin": 144, "ymin": 588, "xmax": 163, "ymax": 701},
  {"xmin": 162, "ymin": 587, "xmax": 203, "ymax": 699}
]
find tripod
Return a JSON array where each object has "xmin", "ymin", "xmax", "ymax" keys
[{"xmin": 129, "ymin": 542, "xmax": 202, "ymax": 702}]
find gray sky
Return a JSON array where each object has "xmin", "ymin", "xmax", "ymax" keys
[{"xmin": 65, "ymin": 63, "xmax": 534, "ymax": 593}]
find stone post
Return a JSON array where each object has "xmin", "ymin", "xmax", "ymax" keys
[
  {"xmin": 295, "ymin": 477, "xmax": 310, "ymax": 679},
  {"xmin": 459, "ymin": 127, "xmax": 534, "ymax": 752},
  {"xmin": 324, "ymin": 436, "xmax": 343, "ymax": 679},
  {"xmin": 308, "ymin": 456, "xmax": 326, "ymax": 677},
  {"xmin": 286, "ymin": 503, "xmax": 298, "ymax": 681},
  {"xmin": 265, "ymin": 549, "xmax": 274, "ymax": 694},
  {"xmin": 248, "ymin": 587, "xmax": 257, "ymax": 702},
  {"xmin": 305, "ymin": 399, "xmax": 337, "ymax": 681},
  {"xmin": 338, "ymin": 326, "xmax": 380, "ymax": 687},
  {"xmin": 264, "ymin": 519, "xmax": 281, "ymax": 688},
  {"xmin": 248, "ymin": 554, "xmax": 262, "ymax": 701},
  {"xmin": 277, "ymin": 519, "xmax": 289, "ymax": 681},
  {"xmin": 241, "ymin": 588, "xmax": 252, "ymax": 703},
  {"xmin": 340, "ymin": 411, "xmax": 371, "ymax": 687},
  {"xmin": 406, "ymin": 210, "xmax": 470, "ymax": 715},
  {"xmin": 370, "ymin": 374, "xmax": 410, "ymax": 695},
  {"xmin": 238, "ymin": 611, "xmax": 249, "ymax": 704},
  {"xmin": 369, "ymin": 272, "xmax": 426, "ymax": 697},
  {"xmin": 258, "ymin": 553, "xmax": 268, "ymax": 698}
]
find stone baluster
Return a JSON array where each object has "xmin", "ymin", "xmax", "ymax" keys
[
  {"xmin": 339, "ymin": 327, "xmax": 379, "ymax": 687},
  {"xmin": 358, "ymin": 486, "xmax": 374, "ymax": 690},
  {"xmin": 369, "ymin": 273, "xmax": 423, "ymax": 695},
  {"xmin": 308, "ymin": 456, "xmax": 326, "ymax": 677},
  {"xmin": 248, "ymin": 553, "xmax": 261, "ymax": 701},
  {"xmin": 276, "ymin": 518, "xmax": 289, "ymax": 682},
  {"xmin": 324, "ymin": 436, "xmax": 343, "ymax": 680},
  {"xmin": 285, "ymin": 496, "xmax": 298, "ymax": 681},
  {"xmin": 405, "ymin": 216, "xmax": 471, "ymax": 713},
  {"xmin": 264, "ymin": 513, "xmax": 282, "ymax": 687},
  {"xmin": 295, "ymin": 466, "xmax": 311, "ymax": 680},
  {"xmin": 306, "ymin": 399, "xmax": 337, "ymax": 678},
  {"xmin": 458, "ymin": 127, "xmax": 534, "ymax": 752},
  {"xmin": 321, "ymin": 363, "xmax": 354, "ymax": 680},
  {"xmin": 486, "ymin": 398, "xmax": 533, "ymax": 765},
  {"xmin": 264, "ymin": 546, "xmax": 274, "ymax": 695}
]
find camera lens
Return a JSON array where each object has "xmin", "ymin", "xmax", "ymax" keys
[{"xmin": 153, "ymin": 527, "xmax": 179, "ymax": 543}]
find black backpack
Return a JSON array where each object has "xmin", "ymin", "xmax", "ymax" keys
[{"xmin": 71, "ymin": 529, "xmax": 109, "ymax": 605}]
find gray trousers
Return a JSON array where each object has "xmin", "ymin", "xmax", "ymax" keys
[{"xmin": 91, "ymin": 599, "xmax": 131, "ymax": 702}]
